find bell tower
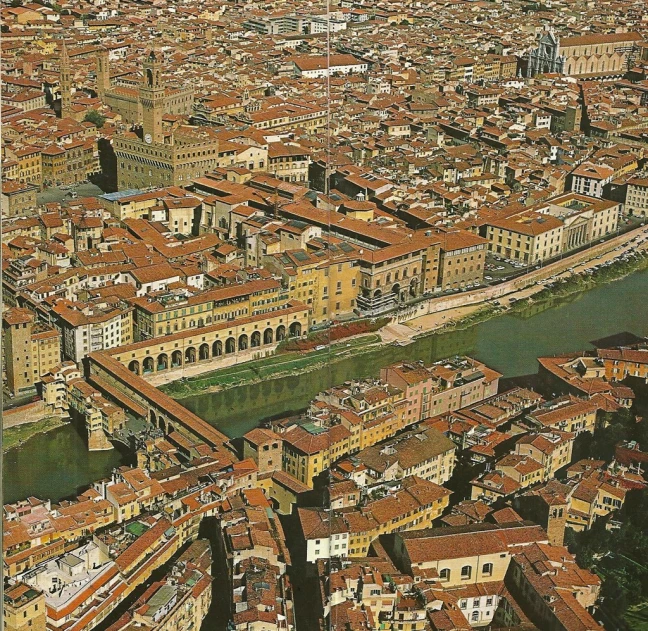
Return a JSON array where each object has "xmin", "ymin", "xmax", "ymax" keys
[
  {"xmin": 140, "ymin": 50, "xmax": 165, "ymax": 144},
  {"xmin": 96, "ymin": 48, "xmax": 110, "ymax": 100},
  {"xmin": 59, "ymin": 40, "xmax": 72, "ymax": 118}
]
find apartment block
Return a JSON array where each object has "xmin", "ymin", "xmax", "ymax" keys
[{"xmin": 381, "ymin": 356, "xmax": 501, "ymax": 424}]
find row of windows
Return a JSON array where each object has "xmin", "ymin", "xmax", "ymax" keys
[
  {"xmin": 460, "ymin": 596, "xmax": 494, "ymax": 609},
  {"xmin": 439, "ymin": 562, "xmax": 493, "ymax": 581}
]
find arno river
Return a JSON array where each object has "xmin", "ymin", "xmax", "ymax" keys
[{"xmin": 4, "ymin": 269, "xmax": 648, "ymax": 504}]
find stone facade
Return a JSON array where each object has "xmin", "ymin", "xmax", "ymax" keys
[
  {"xmin": 626, "ymin": 175, "xmax": 648, "ymax": 217},
  {"xmin": 3, "ymin": 308, "xmax": 61, "ymax": 396},
  {"xmin": 527, "ymin": 31, "xmax": 643, "ymax": 77},
  {"xmin": 96, "ymin": 48, "xmax": 194, "ymax": 125},
  {"xmin": 1, "ymin": 180, "xmax": 38, "ymax": 217},
  {"xmin": 526, "ymin": 31, "xmax": 565, "ymax": 77},
  {"xmin": 114, "ymin": 51, "xmax": 220, "ymax": 190}
]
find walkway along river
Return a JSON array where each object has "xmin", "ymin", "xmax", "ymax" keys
[{"xmin": 4, "ymin": 267, "xmax": 648, "ymax": 504}]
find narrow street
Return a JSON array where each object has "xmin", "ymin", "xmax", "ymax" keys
[
  {"xmin": 199, "ymin": 517, "xmax": 231, "ymax": 631},
  {"xmin": 280, "ymin": 513, "xmax": 323, "ymax": 631}
]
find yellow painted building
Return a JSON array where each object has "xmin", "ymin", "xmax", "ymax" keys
[
  {"xmin": 345, "ymin": 477, "xmax": 451, "ymax": 557},
  {"xmin": 12, "ymin": 146, "xmax": 42, "ymax": 187},
  {"xmin": 131, "ymin": 278, "xmax": 291, "ymax": 340},
  {"xmin": 514, "ymin": 431, "xmax": 574, "ymax": 480},
  {"xmin": 258, "ymin": 470, "xmax": 311, "ymax": 515},
  {"xmin": 567, "ymin": 472, "xmax": 626, "ymax": 531},
  {"xmin": 265, "ymin": 248, "xmax": 361, "ymax": 325},
  {"xmin": 277, "ymin": 380, "xmax": 410, "ymax": 487},
  {"xmin": 485, "ymin": 212, "xmax": 563, "ymax": 263},
  {"xmin": 3, "ymin": 583, "xmax": 46, "ymax": 631},
  {"xmin": 100, "ymin": 189, "xmax": 161, "ymax": 221},
  {"xmin": 41, "ymin": 140, "xmax": 98, "ymax": 187},
  {"xmin": 280, "ymin": 421, "xmax": 350, "ymax": 487},
  {"xmin": 497, "ymin": 454, "xmax": 545, "ymax": 489},
  {"xmin": 317, "ymin": 380, "xmax": 410, "ymax": 450},
  {"xmin": 528, "ymin": 396, "xmax": 599, "ymax": 434},
  {"xmin": 110, "ymin": 302, "xmax": 310, "ymax": 377}
]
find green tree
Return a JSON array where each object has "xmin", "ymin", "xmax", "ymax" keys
[
  {"xmin": 566, "ymin": 486, "xmax": 648, "ymax": 616},
  {"xmin": 84, "ymin": 109, "xmax": 106, "ymax": 128},
  {"xmin": 589, "ymin": 407, "xmax": 636, "ymax": 461},
  {"xmin": 591, "ymin": 422, "xmax": 629, "ymax": 460}
]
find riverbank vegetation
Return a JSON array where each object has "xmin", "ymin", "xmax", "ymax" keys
[
  {"xmin": 3, "ymin": 416, "xmax": 67, "ymax": 453},
  {"xmin": 445, "ymin": 305, "xmax": 503, "ymax": 329},
  {"xmin": 277, "ymin": 317, "xmax": 390, "ymax": 352},
  {"xmin": 503, "ymin": 248, "xmax": 648, "ymax": 319},
  {"xmin": 161, "ymin": 334, "xmax": 381, "ymax": 398},
  {"xmin": 534, "ymin": 249, "xmax": 648, "ymax": 302}
]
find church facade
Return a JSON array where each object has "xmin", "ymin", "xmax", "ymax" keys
[
  {"xmin": 526, "ymin": 31, "xmax": 643, "ymax": 78},
  {"xmin": 113, "ymin": 51, "xmax": 220, "ymax": 190}
]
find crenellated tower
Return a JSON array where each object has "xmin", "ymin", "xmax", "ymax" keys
[
  {"xmin": 140, "ymin": 50, "xmax": 165, "ymax": 144},
  {"xmin": 59, "ymin": 40, "xmax": 72, "ymax": 118},
  {"xmin": 96, "ymin": 48, "xmax": 111, "ymax": 100}
]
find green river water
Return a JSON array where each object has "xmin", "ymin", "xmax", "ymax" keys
[{"xmin": 3, "ymin": 269, "xmax": 647, "ymax": 504}]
